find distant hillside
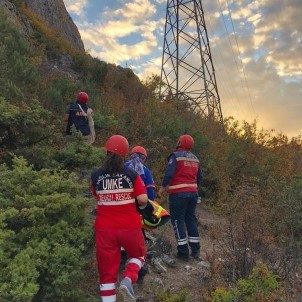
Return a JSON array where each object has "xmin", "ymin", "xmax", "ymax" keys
[
  {"xmin": 24, "ymin": 0, "xmax": 84, "ymax": 51},
  {"xmin": 0, "ymin": 0, "xmax": 145, "ymax": 112}
]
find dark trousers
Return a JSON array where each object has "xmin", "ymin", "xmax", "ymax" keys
[{"xmin": 169, "ymin": 192, "xmax": 200, "ymax": 256}]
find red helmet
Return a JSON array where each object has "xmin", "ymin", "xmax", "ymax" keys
[
  {"xmin": 76, "ymin": 91, "xmax": 89, "ymax": 103},
  {"xmin": 105, "ymin": 135, "xmax": 129, "ymax": 156},
  {"xmin": 178, "ymin": 134, "xmax": 194, "ymax": 150},
  {"xmin": 130, "ymin": 146, "xmax": 147, "ymax": 157}
]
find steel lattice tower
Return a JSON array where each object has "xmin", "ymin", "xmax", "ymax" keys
[{"xmin": 159, "ymin": 0, "xmax": 223, "ymax": 124}]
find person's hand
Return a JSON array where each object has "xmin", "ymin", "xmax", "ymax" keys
[
  {"xmin": 90, "ymin": 132, "xmax": 96, "ymax": 144},
  {"xmin": 158, "ymin": 186, "xmax": 167, "ymax": 199},
  {"xmin": 90, "ymin": 208, "xmax": 97, "ymax": 216}
]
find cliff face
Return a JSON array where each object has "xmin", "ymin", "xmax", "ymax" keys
[
  {"xmin": 0, "ymin": 0, "xmax": 32, "ymax": 36},
  {"xmin": 24, "ymin": 0, "xmax": 84, "ymax": 51}
]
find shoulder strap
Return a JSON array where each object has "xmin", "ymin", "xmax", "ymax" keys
[{"xmin": 77, "ymin": 104, "xmax": 87, "ymax": 118}]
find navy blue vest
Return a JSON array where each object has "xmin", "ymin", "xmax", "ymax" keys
[{"xmin": 66, "ymin": 102, "xmax": 90, "ymax": 136}]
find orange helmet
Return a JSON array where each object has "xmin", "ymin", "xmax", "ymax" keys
[
  {"xmin": 177, "ymin": 134, "xmax": 194, "ymax": 150},
  {"xmin": 105, "ymin": 135, "xmax": 129, "ymax": 156},
  {"xmin": 76, "ymin": 91, "xmax": 89, "ymax": 103},
  {"xmin": 130, "ymin": 146, "xmax": 147, "ymax": 157}
]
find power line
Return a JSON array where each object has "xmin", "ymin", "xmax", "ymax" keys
[
  {"xmin": 225, "ymin": 0, "xmax": 256, "ymax": 118},
  {"xmin": 216, "ymin": 0, "xmax": 255, "ymax": 121},
  {"xmin": 203, "ymin": 8, "xmax": 246, "ymax": 121}
]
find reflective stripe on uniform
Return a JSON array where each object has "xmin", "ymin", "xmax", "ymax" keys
[
  {"xmin": 96, "ymin": 188, "xmax": 134, "ymax": 194},
  {"xmin": 128, "ymin": 257, "xmax": 144, "ymax": 269},
  {"xmin": 100, "ymin": 283, "xmax": 116, "ymax": 302},
  {"xmin": 100, "ymin": 283, "xmax": 115, "ymax": 290},
  {"xmin": 188, "ymin": 236, "xmax": 200, "ymax": 243},
  {"xmin": 177, "ymin": 238, "xmax": 188, "ymax": 245},
  {"xmin": 98, "ymin": 199, "xmax": 136, "ymax": 206},
  {"xmin": 145, "ymin": 184, "xmax": 155, "ymax": 188},
  {"xmin": 101, "ymin": 295, "xmax": 116, "ymax": 302},
  {"xmin": 96, "ymin": 187, "xmax": 135, "ymax": 205},
  {"xmin": 168, "ymin": 183, "xmax": 197, "ymax": 190},
  {"xmin": 175, "ymin": 157, "xmax": 199, "ymax": 163}
]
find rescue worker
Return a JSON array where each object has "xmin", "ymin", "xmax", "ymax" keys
[
  {"xmin": 91, "ymin": 135, "xmax": 151, "ymax": 302},
  {"xmin": 158, "ymin": 134, "xmax": 202, "ymax": 261},
  {"xmin": 124, "ymin": 146, "xmax": 156, "ymax": 283},
  {"xmin": 125, "ymin": 146, "xmax": 155, "ymax": 200},
  {"xmin": 64, "ymin": 91, "xmax": 95, "ymax": 143}
]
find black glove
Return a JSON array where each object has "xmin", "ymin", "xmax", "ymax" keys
[
  {"xmin": 138, "ymin": 202, "xmax": 161, "ymax": 225},
  {"xmin": 148, "ymin": 214, "xmax": 160, "ymax": 225},
  {"xmin": 137, "ymin": 201, "xmax": 154, "ymax": 220}
]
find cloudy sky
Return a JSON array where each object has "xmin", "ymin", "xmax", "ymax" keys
[{"xmin": 63, "ymin": 0, "xmax": 302, "ymax": 138}]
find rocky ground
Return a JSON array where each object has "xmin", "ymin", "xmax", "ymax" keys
[
  {"xmin": 83, "ymin": 203, "xmax": 224, "ymax": 302},
  {"xmin": 133, "ymin": 204, "xmax": 218, "ymax": 302}
]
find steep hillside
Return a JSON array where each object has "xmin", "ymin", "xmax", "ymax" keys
[
  {"xmin": 0, "ymin": 0, "xmax": 32, "ymax": 36},
  {"xmin": 2, "ymin": 0, "xmax": 83, "ymax": 51},
  {"xmin": 1, "ymin": 1, "xmax": 302, "ymax": 302},
  {"xmin": 24, "ymin": 0, "xmax": 84, "ymax": 51}
]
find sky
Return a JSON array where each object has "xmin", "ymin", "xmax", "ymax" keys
[{"xmin": 62, "ymin": 0, "xmax": 302, "ymax": 139}]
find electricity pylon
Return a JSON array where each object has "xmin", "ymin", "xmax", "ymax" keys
[{"xmin": 159, "ymin": 0, "xmax": 224, "ymax": 125}]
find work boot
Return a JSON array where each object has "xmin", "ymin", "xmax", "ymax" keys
[
  {"xmin": 191, "ymin": 249, "xmax": 201, "ymax": 260},
  {"xmin": 119, "ymin": 277, "xmax": 136, "ymax": 302},
  {"xmin": 191, "ymin": 253, "xmax": 203, "ymax": 261},
  {"xmin": 175, "ymin": 252, "xmax": 189, "ymax": 262}
]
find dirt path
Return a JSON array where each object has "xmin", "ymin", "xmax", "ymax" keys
[
  {"xmin": 82, "ymin": 205, "xmax": 224, "ymax": 302},
  {"xmin": 132, "ymin": 205, "xmax": 223, "ymax": 302}
]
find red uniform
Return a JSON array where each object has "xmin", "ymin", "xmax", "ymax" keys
[
  {"xmin": 162, "ymin": 148, "xmax": 202, "ymax": 259},
  {"xmin": 167, "ymin": 151, "xmax": 200, "ymax": 194},
  {"xmin": 91, "ymin": 166, "xmax": 147, "ymax": 302}
]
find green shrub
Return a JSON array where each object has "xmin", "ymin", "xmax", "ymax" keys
[
  {"xmin": 0, "ymin": 156, "xmax": 94, "ymax": 301},
  {"xmin": 54, "ymin": 129, "xmax": 105, "ymax": 171},
  {"xmin": 211, "ymin": 264, "xmax": 284, "ymax": 302},
  {"xmin": 39, "ymin": 76, "xmax": 78, "ymax": 112},
  {"xmin": 93, "ymin": 113, "xmax": 119, "ymax": 130},
  {"xmin": 236, "ymin": 264, "xmax": 282, "ymax": 301},
  {"xmin": 0, "ymin": 97, "xmax": 55, "ymax": 151},
  {"xmin": 211, "ymin": 287, "xmax": 236, "ymax": 302},
  {"xmin": 0, "ymin": 10, "xmax": 40, "ymax": 100}
]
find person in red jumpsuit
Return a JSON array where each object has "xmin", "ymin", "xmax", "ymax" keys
[{"xmin": 91, "ymin": 135, "xmax": 148, "ymax": 302}]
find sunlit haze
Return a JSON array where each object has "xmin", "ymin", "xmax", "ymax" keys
[{"xmin": 63, "ymin": 0, "xmax": 302, "ymax": 138}]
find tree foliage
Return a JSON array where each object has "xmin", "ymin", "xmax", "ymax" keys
[
  {"xmin": 0, "ymin": 156, "xmax": 94, "ymax": 301},
  {"xmin": 0, "ymin": 10, "xmax": 39, "ymax": 101},
  {"xmin": 0, "ymin": 97, "xmax": 55, "ymax": 150},
  {"xmin": 156, "ymin": 289, "xmax": 191, "ymax": 302},
  {"xmin": 0, "ymin": 3, "xmax": 302, "ymax": 300}
]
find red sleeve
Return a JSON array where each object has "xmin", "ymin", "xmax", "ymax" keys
[{"xmin": 133, "ymin": 175, "xmax": 147, "ymax": 197}]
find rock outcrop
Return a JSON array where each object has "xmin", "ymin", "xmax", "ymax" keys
[
  {"xmin": 0, "ymin": 0, "xmax": 32, "ymax": 37},
  {"xmin": 24, "ymin": 0, "xmax": 84, "ymax": 51}
]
